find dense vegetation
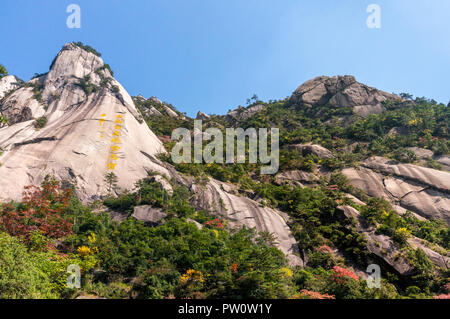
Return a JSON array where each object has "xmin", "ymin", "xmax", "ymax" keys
[{"xmin": 1, "ymin": 44, "xmax": 448, "ymax": 298}]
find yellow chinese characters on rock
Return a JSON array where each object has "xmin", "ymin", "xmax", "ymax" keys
[
  {"xmin": 107, "ymin": 114, "xmax": 125, "ymax": 171},
  {"xmin": 98, "ymin": 113, "xmax": 107, "ymax": 138}
]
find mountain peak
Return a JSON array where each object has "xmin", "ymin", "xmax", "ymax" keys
[
  {"xmin": 291, "ymin": 75, "xmax": 402, "ymax": 117},
  {"xmin": 48, "ymin": 42, "xmax": 105, "ymax": 80}
]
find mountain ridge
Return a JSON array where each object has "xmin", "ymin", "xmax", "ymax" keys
[{"xmin": 0, "ymin": 43, "xmax": 449, "ymax": 299}]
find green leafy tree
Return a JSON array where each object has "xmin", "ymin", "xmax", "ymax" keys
[{"xmin": 0, "ymin": 232, "xmax": 57, "ymax": 298}]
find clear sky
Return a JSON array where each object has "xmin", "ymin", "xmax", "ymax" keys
[{"xmin": 1, "ymin": 0, "xmax": 449, "ymax": 116}]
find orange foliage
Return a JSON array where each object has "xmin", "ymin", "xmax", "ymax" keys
[
  {"xmin": 294, "ymin": 289, "xmax": 335, "ymax": 299},
  {"xmin": 230, "ymin": 263, "xmax": 238, "ymax": 273},
  {"xmin": 0, "ymin": 177, "xmax": 73, "ymax": 241},
  {"xmin": 331, "ymin": 266, "xmax": 359, "ymax": 283}
]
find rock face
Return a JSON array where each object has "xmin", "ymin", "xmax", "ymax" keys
[
  {"xmin": 407, "ymin": 147, "xmax": 434, "ymax": 159},
  {"xmin": 0, "ymin": 75, "xmax": 21, "ymax": 100},
  {"xmin": 190, "ymin": 178, "xmax": 303, "ymax": 267},
  {"xmin": 0, "ymin": 78, "xmax": 44, "ymax": 125},
  {"xmin": 132, "ymin": 205, "xmax": 167, "ymax": 226},
  {"xmin": 196, "ymin": 111, "xmax": 210, "ymax": 120},
  {"xmin": 226, "ymin": 104, "xmax": 265, "ymax": 122},
  {"xmin": 137, "ymin": 96, "xmax": 184, "ymax": 119},
  {"xmin": 291, "ymin": 75, "xmax": 401, "ymax": 117},
  {"xmin": 0, "ymin": 43, "xmax": 168, "ymax": 202},
  {"xmin": 275, "ymin": 170, "xmax": 319, "ymax": 187},
  {"xmin": 342, "ymin": 157, "xmax": 450, "ymax": 224},
  {"xmin": 338, "ymin": 205, "xmax": 449, "ymax": 273},
  {"xmin": 338, "ymin": 205, "xmax": 414, "ymax": 275},
  {"xmin": 435, "ymin": 155, "xmax": 450, "ymax": 171},
  {"xmin": 163, "ymin": 104, "xmax": 179, "ymax": 118},
  {"xmin": 288, "ymin": 143, "xmax": 333, "ymax": 159}
]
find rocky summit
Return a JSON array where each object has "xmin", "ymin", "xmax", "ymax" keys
[
  {"xmin": 291, "ymin": 75, "xmax": 402, "ymax": 117},
  {"xmin": 0, "ymin": 43, "xmax": 449, "ymax": 300},
  {"xmin": 0, "ymin": 43, "xmax": 167, "ymax": 202}
]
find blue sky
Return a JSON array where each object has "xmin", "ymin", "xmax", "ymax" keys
[{"xmin": 1, "ymin": 0, "xmax": 449, "ymax": 116}]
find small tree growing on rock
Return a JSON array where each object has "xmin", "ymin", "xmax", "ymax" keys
[
  {"xmin": 0, "ymin": 64, "xmax": 7, "ymax": 78},
  {"xmin": 104, "ymin": 172, "xmax": 118, "ymax": 195}
]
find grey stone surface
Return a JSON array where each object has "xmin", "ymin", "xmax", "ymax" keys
[
  {"xmin": 226, "ymin": 104, "xmax": 265, "ymax": 122},
  {"xmin": 291, "ymin": 75, "xmax": 401, "ymax": 117},
  {"xmin": 190, "ymin": 178, "xmax": 303, "ymax": 267},
  {"xmin": 0, "ymin": 43, "xmax": 169, "ymax": 203},
  {"xmin": 342, "ymin": 157, "xmax": 450, "ymax": 224},
  {"xmin": 288, "ymin": 143, "xmax": 333, "ymax": 159},
  {"xmin": 132, "ymin": 205, "xmax": 167, "ymax": 225}
]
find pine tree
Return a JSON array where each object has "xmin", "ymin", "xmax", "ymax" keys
[
  {"xmin": 0, "ymin": 64, "xmax": 7, "ymax": 78},
  {"xmin": 104, "ymin": 172, "xmax": 118, "ymax": 195}
]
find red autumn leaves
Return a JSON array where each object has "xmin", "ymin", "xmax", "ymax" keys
[
  {"xmin": 0, "ymin": 178, "xmax": 73, "ymax": 241},
  {"xmin": 330, "ymin": 266, "xmax": 359, "ymax": 283},
  {"xmin": 205, "ymin": 218, "xmax": 224, "ymax": 229}
]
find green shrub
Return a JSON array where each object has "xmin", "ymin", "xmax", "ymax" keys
[
  {"xmin": 34, "ymin": 116, "xmax": 48, "ymax": 129},
  {"xmin": 0, "ymin": 64, "xmax": 7, "ymax": 78},
  {"xmin": 72, "ymin": 42, "xmax": 102, "ymax": 57},
  {"xmin": 0, "ymin": 232, "xmax": 57, "ymax": 299}
]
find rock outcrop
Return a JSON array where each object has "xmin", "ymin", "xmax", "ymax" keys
[
  {"xmin": 190, "ymin": 178, "xmax": 303, "ymax": 267},
  {"xmin": 0, "ymin": 75, "xmax": 21, "ymax": 100},
  {"xmin": 338, "ymin": 205, "xmax": 449, "ymax": 273},
  {"xmin": 342, "ymin": 157, "xmax": 450, "ymax": 224},
  {"xmin": 136, "ymin": 95, "xmax": 184, "ymax": 119},
  {"xmin": 226, "ymin": 104, "xmax": 265, "ymax": 122},
  {"xmin": 196, "ymin": 111, "xmax": 210, "ymax": 120},
  {"xmin": 288, "ymin": 143, "xmax": 333, "ymax": 159},
  {"xmin": 291, "ymin": 75, "xmax": 401, "ymax": 117},
  {"xmin": 0, "ymin": 43, "xmax": 168, "ymax": 202},
  {"xmin": 132, "ymin": 205, "xmax": 167, "ymax": 226},
  {"xmin": 275, "ymin": 170, "xmax": 319, "ymax": 187},
  {"xmin": 338, "ymin": 205, "xmax": 414, "ymax": 275}
]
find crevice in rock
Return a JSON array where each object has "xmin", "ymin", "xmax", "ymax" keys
[{"xmin": 13, "ymin": 136, "xmax": 57, "ymax": 148}]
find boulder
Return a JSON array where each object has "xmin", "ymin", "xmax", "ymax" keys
[
  {"xmin": 288, "ymin": 143, "xmax": 333, "ymax": 159},
  {"xmin": 132, "ymin": 205, "xmax": 166, "ymax": 225}
]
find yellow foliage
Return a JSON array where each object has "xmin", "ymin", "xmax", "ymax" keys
[
  {"xmin": 77, "ymin": 246, "xmax": 92, "ymax": 257},
  {"xmin": 87, "ymin": 233, "xmax": 97, "ymax": 244},
  {"xmin": 280, "ymin": 267, "xmax": 293, "ymax": 278},
  {"xmin": 180, "ymin": 269, "xmax": 205, "ymax": 284}
]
